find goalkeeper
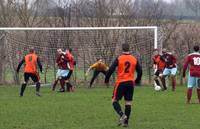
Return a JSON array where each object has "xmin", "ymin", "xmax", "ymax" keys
[{"xmin": 85, "ymin": 59, "xmax": 109, "ymax": 88}]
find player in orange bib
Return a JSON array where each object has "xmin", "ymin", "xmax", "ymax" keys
[
  {"xmin": 153, "ymin": 49, "xmax": 165, "ymax": 88},
  {"xmin": 105, "ymin": 43, "xmax": 142, "ymax": 127},
  {"xmin": 17, "ymin": 47, "xmax": 43, "ymax": 97}
]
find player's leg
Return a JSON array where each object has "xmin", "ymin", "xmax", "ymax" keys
[
  {"xmin": 52, "ymin": 69, "xmax": 61, "ymax": 91},
  {"xmin": 59, "ymin": 70, "xmax": 69, "ymax": 92},
  {"xmin": 154, "ymin": 70, "xmax": 161, "ymax": 86},
  {"xmin": 171, "ymin": 67, "xmax": 177, "ymax": 91},
  {"xmin": 102, "ymin": 70, "xmax": 109, "ymax": 88},
  {"xmin": 171, "ymin": 75, "xmax": 176, "ymax": 91},
  {"xmin": 158, "ymin": 74, "xmax": 163, "ymax": 87},
  {"xmin": 102, "ymin": 70, "xmax": 107, "ymax": 76},
  {"xmin": 161, "ymin": 68, "xmax": 169, "ymax": 90},
  {"xmin": 112, "ymin": 84, "xmax": 124, "ymax": 125},
  {"xmin": 197, "ymin": 78, "xmax": 200, "ymax": 104},
  {"xmin": 20, "ymin": 73, "xmax": 29, "ymax": 96},
  {"xmin": 89, "ymin": 70, "xmax": 100, "ymax": 88},
  {"xmin": 65, "ymin": 80, "xmax": 73, "ymax": 92},
  {"xmin": 65, "ymin": 70, "xmax": 74, "ymax": 92},
  {"xmin": 35, "ymin": 82, "xmax": 41, "ymax": 96},
  {"xmin": 124, "ymin": 81, "xmax": 134, "ymax": 127},
  {"xmin": 52, "ymin": 78, "xmax": 59, "ymax": 91},
  {"xmin": 31, "ymin": 73, "xmax": 41, "ymax": 96},
  {"xmin": 59, "ymin": 78, "xmax": 65, "ymax": 92},
  {"xmin": 187, "ymin": 75, "xmax": 195, "ymax": 104},
  {"xmin": 158, "ymin": 72, "xmax": 164, "ymax": 88}
]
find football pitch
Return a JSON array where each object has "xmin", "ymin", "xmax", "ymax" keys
[{"xmin": 0, "ymin": 86, "xmax": 200, "ymax": 129}]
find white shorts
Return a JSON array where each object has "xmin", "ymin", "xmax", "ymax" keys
[
  {"xmin": 163, "ymin": 67, "xmax": 177, "ymax": 76},
  {"xmin": 187, "ymin": 75, "xmax": 200, "ymax": 88},
  {"xmin": 56, "ymin": 69, "xmax": 69, "ymax": 78}
]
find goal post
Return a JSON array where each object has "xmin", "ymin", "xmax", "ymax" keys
[{"xmin": 1, "ymin": 26, "xmax": 159, "ymax": 84}]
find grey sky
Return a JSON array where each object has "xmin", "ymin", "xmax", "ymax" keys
[{"xmin": 163, "ymin": 0, "xmax": 172, "ymax": 3}]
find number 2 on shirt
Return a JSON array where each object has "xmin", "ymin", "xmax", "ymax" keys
[
  {"xmin": 124, "ymin": 61, "xmax": 131, "ymax": 73},
  {"xmin": 29, "ymin": 56, "xmax": 32, "ymax": 62}
]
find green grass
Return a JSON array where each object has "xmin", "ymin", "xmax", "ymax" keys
[{"xmin": 0, "ymin": 86, "xmax": 200, "ymax": 129}]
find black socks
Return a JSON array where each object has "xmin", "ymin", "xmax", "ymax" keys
[
  {"xmin": 20, "ymin": 83, "xmax": 27, "ymax": 96},
  {"xmin": 113, "ymin": 101, "xmax": 123, "ymax": 117},
  {"xmin": 125, "ymin": 105, "xmax": 131, "ymax": 123}
]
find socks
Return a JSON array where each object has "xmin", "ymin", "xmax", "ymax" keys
[
  {"xmin": 172, "ymin": 78, "xmax": 176, "ymax": 91},
  {"xmin": 155, "ymin": 79, "xmax": 160, "ymax": 86},
  {"xmin": 125, "ymin": 105, "xmax": 131, "ymax": 124},
  {"xmin": 113, "ymin": 101, "xmax": 123, "ymax": 117},
  {"xmin": 186, "ymin": 88, "xmax": 200, "ymax": 103},
  {"xmin": 66, "ymin": 82, "xmax": 71, "ymax": 92},
  {"xmin": 161, "ymin": 77, "xmax": 167, "ymax": 90},
  {"xmin": 158, "ymin": 78, "xmax": 163, "ymax": 87},
  {"xmin": 52, "ymin": 79, "xmax": 58, "ymax": 91},
  {"xmin": 197, "ymin": 89, "xmax": 200, "ymax": 103},
  {"xmin": 36, "ymin": 82, "xmax": 40, "ymax": 92},
  {"xmin": 20, "ymin": 83, "xmax": 27, "ymax": 96},
  {"xmin": 60, "ymin": 79, "xmax": 65, "ymax": 91},
  {"xmin": 187, "ymin": 88, "xmax": 192, "ymax": 103}
]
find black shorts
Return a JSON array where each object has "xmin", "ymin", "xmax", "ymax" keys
[
  {"xmin": 24, "ymin": 73, "xmax": 39, "ymax": 83},
  {"xmin": 112, "ymin": 81, "xmax": 134, "ymax": 101},
  {"xmin": 154, "ymin": 69, "xmax": 162, "ymax": 76}
]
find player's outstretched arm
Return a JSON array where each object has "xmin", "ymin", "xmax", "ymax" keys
[
  {"xmin": 105, "ymin": 58, "xmax": 118, "ymax": 83},
  {"xmin": 16, "ymin": 57, "xmax": 25, "ymax": 73},
  {"xmin": 135, "ymin": 61, "xmax": 142, "ymax": 85},
  {"xmin": 85, "ymin": 67, "xmax": 91, "ymax": 76},
  {"xmin": 85, "ymin": 63, "xmax": 98, "ymax": 76}
]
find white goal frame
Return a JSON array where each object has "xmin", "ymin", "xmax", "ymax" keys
[{"xmin": 0, "ymin": 26, "xmax": 158, "ymax": 49}]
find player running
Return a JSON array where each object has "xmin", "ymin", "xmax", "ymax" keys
[
  {"xmin": 183, "ymin": 45, "xmax": 200, "ymax": 104},
  {"xmin": 16, "ymin": 47, "xmax": 43, "ymax": 97},
  {"xmin": 65, "ymin": 48, "xmax": 76, "ymax": 92},
  {"xmin": 86, "ymin": 59, "xmax": 109, "ymax": 88},
  {"xmin": 161, "ymin": 49, "xmax": 177, "ymax": 91},
  {"xmin": 105, "ymin": 43, "xmax": 142, "ymax": 127},
  {"xmin": 153, "ymin": 49, "xmax": 165, "ymax": 88}
]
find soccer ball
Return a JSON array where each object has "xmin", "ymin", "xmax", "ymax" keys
[{"xmin": 154, "ymin": 86, "xmax": 161, "ymax": 91}]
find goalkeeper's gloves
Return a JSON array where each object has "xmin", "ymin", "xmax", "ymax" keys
[{"xmin": 85, "ymin": 72, "xmax": 88, "ymax": 77}]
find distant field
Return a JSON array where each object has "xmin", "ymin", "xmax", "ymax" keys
[
  {"xmin": 0, "ymin": 86, "xmax": 200, "ymax": 129},
  {"xmin": 3, "ymin": 67, "xmax": 154, "ymax": 84}
]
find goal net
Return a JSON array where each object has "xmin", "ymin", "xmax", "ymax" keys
[{"xmin": 2, "ymin": 27, "xmax": 160, "ymax": 85}]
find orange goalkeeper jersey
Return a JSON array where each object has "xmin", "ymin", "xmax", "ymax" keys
[{"xmin": 90, "ymin": 62, "xmax": 109, "ymax": 71}]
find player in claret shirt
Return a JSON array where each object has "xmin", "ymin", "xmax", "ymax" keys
[
  {"xmin": 52, "ymin": 48, "xmax": 69, "ymax": 92},
  {"xmin": 183, "ymin": 45, "xmax": 200, "ymax": 104},
  {"xmin": 105, "ymin": 43, "xmax": 142, "ymax": 127},
  {"xmin": 161, "ymin": 49, "xmax": 177, "ymax": 91}
]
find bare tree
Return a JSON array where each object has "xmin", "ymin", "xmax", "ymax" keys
[{"xmin": 184, "ymin": 0, "xmax": 200, "ymax": 16}]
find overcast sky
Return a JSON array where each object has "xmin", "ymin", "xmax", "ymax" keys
[{"xmin": 163, "ymin": 0, "xmax": 172, "ymax": 3}]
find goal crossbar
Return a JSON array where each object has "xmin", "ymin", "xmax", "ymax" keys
[{"xmin": 0, "ymin": 26, "xmax": 158, "ymax": 48}]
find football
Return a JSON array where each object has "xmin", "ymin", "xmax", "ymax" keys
[{"xmin": 154, "ymin": 85, "xmax": 161, "ymax": 91}]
